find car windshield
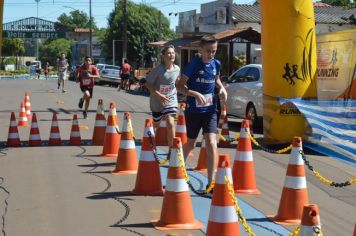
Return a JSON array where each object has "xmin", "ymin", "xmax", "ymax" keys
[
  {"xmin": 228, "ymin": 67, "xmax": 260, "ymax": 83},
  {"xmin": 96, "ymin": 65, "xmax": 104, "ymax": 70}
]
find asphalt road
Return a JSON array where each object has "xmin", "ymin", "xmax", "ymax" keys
[{"xmin": 0, "ymin": 79, "xmax": 355, "ymax": 236}]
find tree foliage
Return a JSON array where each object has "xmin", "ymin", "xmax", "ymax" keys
[
  {"xmin": 102, "ymin": 1, "xmax": 176, "ymax": 66},
  {"xmin": 321, "ymin": 0, "xmax": 356, "ymax": 7},
  {"xmin": 39, "ymin": 39, "xmax": 73, "ymax": 66},
  {"xmin": 2, "ymin": 38, "xmax": 25, "ymax": 56},
  {"xmin": 56, "ymin": 10, "xmax": 97, "ymax": 31}
]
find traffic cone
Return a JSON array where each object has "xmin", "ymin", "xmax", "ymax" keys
[
  {"xmin": 101, "ymin": 102, "xmax": 121, "ymax": 157},
  {"xmin": 246, "ymin": 113, "xmax": 254, "ymax": 136},
  {"xmin": 69, "ymin": 114, "xmax": 81, "ymax": 145},
  {"xmin": 18, "ymin": 102, "xmax": 29, "ymax": 127},
  {"xmin": 153, "ymin": 137, "xmax": 203, "ymax": 230},
  {"xmin": 29, "ymin": 113, "xmax": 41, "ymax": 146},
  {"xmin": 270, "ymin": 136, "xmax": 309, "ymax": 224},
  {"xmin": 175, "ymin": 103, "xmax": 187, "ymax": 144},
  {"xmin": 206, "ymin": 154, "xmax": 240, "ymax": 236},
  {"xmin": 194, "ymin": 136, "xmax": 208, "ymax": 172},
  {"xmin": 24, "ymin": 91, "xmax": 32, "ymax": 120},
  {"xmin": 48, "ymin": 113, "xmax": 61, "ymax": 146},
  {"xmin": 299, "ymin": 204, "xmax": 321, "ymax": 236},
  {"xmin": 218, "ymin": 104, "xmax": 227, "ymax": 129},
  {"xmin": 112, "ymin": 112, "xmax": 138, "ymax": 174},
  {"xmin": 218, "ymin": 115, "xmax": 231, "ymax": 148},
  {"xmin": 156, "ymin": 117, "xmax": 168, "ymax": 146},
  {"xmin": 92, "ymin": 99, "xmax": 106, "ymax": 145},
  {"xmin": 7, "ymin": 112, "xmax": 20, "ymax": 147},
  {"xmin": 132, "ymin": 118, "xmax": 164, "ymax": 196},
  {"xmin": 232, "ymin": 119, "xmax": 260, "ymax": 194}
]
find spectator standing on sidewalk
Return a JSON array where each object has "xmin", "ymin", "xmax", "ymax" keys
[
  {"xmin": 145, "ymin": 45, "xmax": 180, "ymax": 159},
  {"xmin": 176, "ymin": 35, "xmax": 227, "ymax": 189},
  {"xmin": 76, "ymin": 56, "xmax": 100, "ymax": 119},
  {"xmin": 57, "ymin": 52, "xmax": 68, "ymax": 92}
]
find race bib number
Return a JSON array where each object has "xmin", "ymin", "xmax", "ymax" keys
[
  {"xmin": 58, "ymin": 68, "xmax": 66, "ymax": 72},
  {"xmin": 82, "ymin": 78, "xmax": 91, "ymax": 86},
  {"xmin": 195, "ymin": 94, "xmax": 213, "ymax": 107},
  {"xmin": 159, "ymin": 85, "xmax": 175, "ymax": 95}
]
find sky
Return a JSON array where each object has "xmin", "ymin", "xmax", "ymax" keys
[{"xmin": 3, "ymin": 0, "xmax": 255, "ymax": 30}]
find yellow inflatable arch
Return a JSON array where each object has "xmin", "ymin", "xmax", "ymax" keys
[{"xmin": 260, "ymin": 0, "xmax": 317, "ymax": 143}]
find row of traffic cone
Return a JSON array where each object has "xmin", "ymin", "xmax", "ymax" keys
[{"xmin": 7, "ymin": 112, "xmax": 82, "ymax": 146}]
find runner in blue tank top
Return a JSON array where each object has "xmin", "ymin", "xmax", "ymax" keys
[{"xmin": 176, "ymin": 35, "xmax": 227, "ymax": 189}]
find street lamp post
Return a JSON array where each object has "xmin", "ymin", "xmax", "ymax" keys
[
  {"xmin": 89, "ymin": 0, "xmax": 92, "ymax": 57},
  {"xmin": 35, "ymin": 0, "xmax": 40, "ymax": 59}
]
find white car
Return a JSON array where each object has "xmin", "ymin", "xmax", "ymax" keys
[
  {"xmin": 224, "ymin": 64, "xmax": 263, "ymax": 129},
  {"xmin": 96, "ymin": 64, "xmax": 121, "ymax": 87}
]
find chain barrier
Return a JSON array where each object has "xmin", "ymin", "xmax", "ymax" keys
[
  {"xmin": 146, "ymin": 131, "xmax": 169, "ymax": 165},
  {"xmin": 218, "ymin": 131, "xmax": 240, "ymax": 143},
  {"xmin": 224, "ymin": 176, "xmax": 256, "ymax": 236},
  {"xmin": 289, "ymin": 224, "xmax": 323, "ymax": 236},
  {"xmin": 176, "ymin": 149, "xmax": 214, "ymax": 196},
  {"xmin": 300, "ymin": 150, "xmax": 356, "ymax": 187},
  {"xmin": 247, "ymin": 130, "xmax": 292, "ymax": 154}
]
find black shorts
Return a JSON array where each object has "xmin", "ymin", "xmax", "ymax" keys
[
  {"xmin": 80, "ymin": 86, "xmax": 93, "ymax": 98},
  {"xmin": 185, "ymin": 111, "xmax": 217, "ymax": 139},
  {"xmin": 152, "ymin": 107, "xmax": 178, "ymax": 123},
  {"xmin": 121, "ymin": 73, "xmax": 130, "ymax": 81}
]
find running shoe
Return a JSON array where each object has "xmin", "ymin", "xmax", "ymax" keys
[{"xmin": 78, "ymin": 98, "xmax": 84, "ymax": 109}]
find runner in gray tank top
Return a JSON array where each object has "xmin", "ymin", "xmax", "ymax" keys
[{"xmin": 146, "ymin": 45, "xmax": 180, "ymax": 159}]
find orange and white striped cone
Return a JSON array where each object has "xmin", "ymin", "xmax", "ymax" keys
[
  {"xmin": 29, "ymin": 113, "xmax": 41, "ymax": 146},
  {"xmin": 270, "ymin": 136, "xmax": 309, "ymax": 225},
  {"xmin": 18, "ymin": 102, "xmax": 29, "ymax": 127},
  {"xmin": 246, "ymin": 113, "xmax": 254, "ymax": 136},
  {"xmin": 218, "ymin": 115, "xmax": 231, "ymax": 148},
  {"xmin": 69, "ymin": 114, "xmax": 81, "ymax": 145},
  {"xmin": 48, "ymin": 113, "xmax": 61, "ymax": 146},
  {"xmin": 112, "ymin": 112, "xmax": 138, "ymax": 174},
  {"xmin": 194, "ymin": 136, "xmax": 208, "ymax": 172},
  {"xmin": 175, "ymin": 104, "xmax": 187, "ymax": 145},
  {"xmin": 206, "ymin": 154, "xmax": 240, "ymax": 236},
  {"xmin": 218, "ymin": 104, "xmax": 227, "ymax": 129},
  {"xmin": 132, "ymin": 118, "xmax": 164, "ymax": 196},
  {"xmin": 153, "ymin": 137, "xmax": 203, "ymax": 230},
  {"xmin": 299, "ymin": 204, "xmax": 321, "ymax": 236},
  {"xmin": 101, "ymin": 102, "xmax": 121, "ymax": 157},
  {"xmin": 24, "ymin": 91, "xmax": 32, "ymax": 120},
  {"xmin": 232, "ymin": 119, "xmax": 260, "ymax": 194},
  {"xmin": 7, "ymin": 112, "xmax": 20, "ymax": 147},
  {"xmin": 92, "ymin": 99, "xmax": 106, "ymax": 145},
  {"xmin": 156, "ymin": 117, "xmax": 168, "ymax": 146}
]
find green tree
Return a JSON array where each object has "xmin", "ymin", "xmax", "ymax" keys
[
  {"xmin": 321, "ymin": 0, "xmax": 356, "ymax": 7},
  {"xmin": 39, "ymin": 39, "xmax": 73, "ymax": 67},
  {"xmin": 1, "ymin": 38, "xmax": 25, "ymax": 69},
  {"xmin": 55, "ymin": 10, "xmax": 97, "ymax": 31},
  {"xmin": 102, "ymin": 1, "xmax": 176, "ymax": 66}
]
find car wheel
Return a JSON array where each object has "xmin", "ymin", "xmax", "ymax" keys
[{"xmin": 246, "ymin": 104, "xmax": 260, "ymax": 132}]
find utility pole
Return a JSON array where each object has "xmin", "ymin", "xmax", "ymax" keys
[
  {"xmin": 35, "ymin": 0, "xmax": 40, "ymax": 59},
  {"xmin": 122, "ymin": 0, "xmax": 127, "ymax": 63},
  {"xmin": 157, "ymin": 11, "xmax": 161, "ymax": 61},
  {"xmin": 0, "ymin": 0, "xmax": 4, "ymax": 61},
  {"xmin": 89, "ymin": 0, "xmax": 93, "ymax": 57}
]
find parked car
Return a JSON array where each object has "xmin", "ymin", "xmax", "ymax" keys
[
  {"xmin": 68, "ymin": 65, "xmax": 80, "ymax": 81},
  {"xmin": 224, "ymin": 64, "xmax": 263, "ymax": 129},
  {"xmin": 96, "ymin": 64, "xmax": 121, "ymax": 87}
]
